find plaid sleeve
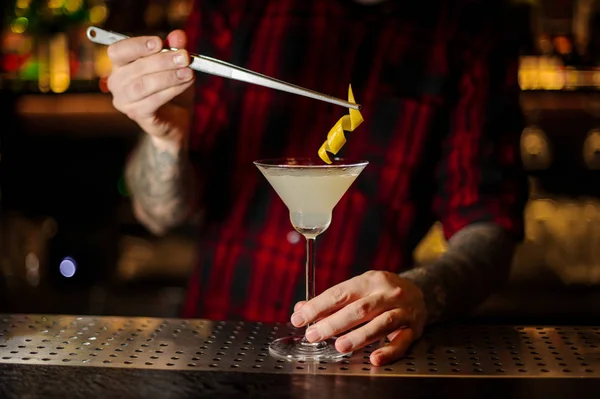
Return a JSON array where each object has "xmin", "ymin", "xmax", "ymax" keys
[{"xmin": 434, "ymin": 2, "xmax": 528, "ymax": 241}]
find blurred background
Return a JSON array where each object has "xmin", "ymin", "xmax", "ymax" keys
[{"xmin": 2, "ymin": 0, "xmax": 600, "ymax": 323}]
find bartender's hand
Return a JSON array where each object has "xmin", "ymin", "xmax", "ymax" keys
[
  {"xmin": 291, "ymin": 271, "xmax": 427, "ymax": 366},
  {"xmin": 106, "ymin": 30, "xmax": 194, "ymax": 145}
]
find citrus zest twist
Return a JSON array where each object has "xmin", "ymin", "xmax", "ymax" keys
[{"xmin": 318, "ymin": 85, "xmax": 364, "ymax": 164}]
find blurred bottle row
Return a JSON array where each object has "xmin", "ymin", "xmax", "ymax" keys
[
  {"xmin": 7, "ymin": 1, "xmax": 600, "ymax": 94},
  {"xmin": 1, "ymin": 0, "xmax": 193, "ymax": 93}
]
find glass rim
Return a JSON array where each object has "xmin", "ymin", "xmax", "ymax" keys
[{"xmin": 253, "ymin": 157, "xmax": 369, "ymax": 169}]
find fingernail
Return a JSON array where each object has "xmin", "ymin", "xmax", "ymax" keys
[
  {"xmin": 336, "ymin": 336, "xmax": 351, "ymax": 353},
  {"xmin": 290, "ymin": 312, "xmax": 305, "ymax": 327},
  {"xmin": 305, "ymin": 326, "xmax": 320, "ymax": 342},
  {"xmin": 177, "ymin": 68, "xmax": 192, "ymax": 80},
  {"xmin": 174, "ymin": 52, "xmax": 187, "ymax": 66},
  {"xmin": 146, "ymin": 39, "xmax": 158, "ymax": 50}
]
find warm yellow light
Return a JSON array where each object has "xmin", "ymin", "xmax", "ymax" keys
[
  {"xmin": 10, "ymin": 17, "xmax": 28, "ymax": 34},
  {"xmin": 518, "ymin": 56, "xmax": 538, "ymax": 90},
  {"xmin": 48, "ymin": 0, "xmax": 64, "ymax": 9},
  {"xmin": 413, "ymin": 223, "xmax": 447, "ymax": 265},
  {"xmin": 51, "ymin": 72, "xmax": 70, "ymax": 93},
  {"xmin": 16, "ymin": 0, "xmax": 31, "ymax": 9},
  {"xmin": 518, "ymin": 69, "xmax": 537, "ymax": 90},
  {"xmin": 94, "ymin": 47, "xmax": 113, "ymax": 78},
  {"xmin": 65, "ymin": 0, "xmax": 83, "ymax": 12},
  {"xmin": 89, "ymin": 5, "xmax": 108, "ymax": 24},
  {"xmin": 537, "ymin": 56, "xmax": 565, "ymax": 90},
  {"xmin": 593, "ymin": 72, "xmax": 600, "ymax": 88},
  {"xmin": 539, "ymin": 69, "xmax": 564, "ymax": 90},
  {"xmin": 167, "ymin": 0, "xmax": 193, "ymax": 24},
  {"xmin": 49, "ymin": 33, "xmax": 71, "ymax": 94}
]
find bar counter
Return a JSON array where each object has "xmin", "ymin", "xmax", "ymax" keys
[{"xmin": 0, "ymin": 315, "xmax": 599, "ymax": 398}]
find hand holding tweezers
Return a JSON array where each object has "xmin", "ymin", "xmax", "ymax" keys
[{"xmin": 86, "ymin": 26, "xmax": 361, "ymax": 110}]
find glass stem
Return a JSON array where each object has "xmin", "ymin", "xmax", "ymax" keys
[
  {"xmin": 305, "ymin": 237, "xmax": 316, "ymax": 315},
  {"xmin": 301, "ymin": 236, "xmax": 318, "ymax": 346}
]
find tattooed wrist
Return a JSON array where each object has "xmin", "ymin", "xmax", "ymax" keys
[
  {"xmin": 401, "ymin": 222, "xmax": 517, "ymax": 325},
  {"xmin": 126, "ymin": 134, "xmax": 196, "ymax": 233},
  {"xmin": 401, "ymin": 266, "xmax": 446, "ymax": 326}
]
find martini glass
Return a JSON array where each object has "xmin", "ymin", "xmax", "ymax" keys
[{"xmin": 254, "ymin": 157, "xmax": 368, "ymax": 361}]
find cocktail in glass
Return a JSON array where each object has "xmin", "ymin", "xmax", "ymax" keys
[{"xmin": 254, "ymin": 157, "xmax": 368, "ymax": 361}]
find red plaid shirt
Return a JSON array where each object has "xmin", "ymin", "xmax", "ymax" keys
[{"xmin": 182, "ymin": 0, "xmax": 528, "ymax": 322}]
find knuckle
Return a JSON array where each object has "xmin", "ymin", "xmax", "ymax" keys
[
  {"xmin": 170, "ymin": 69, "xmax": 183, "ymax": 85},
  {"xmin": 366, "ymin": 270, "xmax": 390, "ymax": 286},
  {"xmin": 139, "ymin": 54, "xmax": 161, "ymax": 74},
  {"xmin": 331, "ymin": 287, "xmax": 350, "ymax": 306},
  {"xmin": 123, "ymin": 105, "xmax": 137, "ymax": 120},
  {"xmin": 353, "ymin": 301, "xmax": 371, "ymax": 320},
  {"xmin": 381, "ymin": 271, "xmax": 395, "ymax": 283},
  {"xmin": 319, "ymin": 319, "xmax": 335, "ymax": 336},
  {"xmin": 152, "ymin": 53, "xmax": 167, "ymax": 71},
  {"xmin": 381, "ymin": 313, "xmax": 395, "ymax": 328},
  {"xmin": 300, "ymin": 303, "xmax": 315, "ymax": 319},
  {"xmin": 381, "ymin": 271, "xmax": 400, "ymax": 288},
  {"xmin": 368, "ymin": 270, "xmax": 386, "ymax": 285},
  {"xmin": 390, "ymin": 286, "xmax": 404, "ymax": 301},
  {"xmin": 129, "ymin": 78, "xmax": 146, "ymax": 99},
  {"xmin": 127, "ymin": 38, "xmax": 147, "ymax": 58},
  {"xmin": 355, "ymin": 328, "xmax": 370, "ymax": 346},
  {"xmin": 160, "ymin": 50, "xmax": 179, "ymax": 69},
  {"xmin": 119, "ymin": 102, "xmax": 137, "ymax": 120},
  {"xmin": 363, "ymin": 270, "xmax": 378, "ymax": 279}
]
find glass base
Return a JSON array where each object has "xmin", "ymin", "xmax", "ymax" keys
[{"xmin": 269, "ymin": 336, "xmax": 352, "ymax": 361}]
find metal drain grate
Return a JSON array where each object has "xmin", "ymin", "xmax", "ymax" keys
[{"xmin": 0, "ymin": 315, "xmax": 598, "ymax": 378}]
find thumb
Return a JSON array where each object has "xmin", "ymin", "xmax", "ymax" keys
[{"xmin": 166, "ymin": 29, "xmax": 187, "ymax": 50}]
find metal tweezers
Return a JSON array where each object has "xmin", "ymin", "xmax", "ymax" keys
[{"xmin": 86, "ymin": 26, "xmax": 360, "ymax": 110}]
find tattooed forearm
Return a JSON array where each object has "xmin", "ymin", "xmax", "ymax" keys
[
  {"xmin": 125, "ymin": 135, "xmax": 197, "ymax": 234},
  {"xmin": 401, "ymin": 223, "xmax": 517, "ymax": 325}
]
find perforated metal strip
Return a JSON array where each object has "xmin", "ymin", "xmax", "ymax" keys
[{"xmin": 0, "ymin": 315, "xmax": 598, "ymax": 378}]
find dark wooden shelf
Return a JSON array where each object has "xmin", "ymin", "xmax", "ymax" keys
[{"xmin": 14, "ymin": 93, "xmax": 140, "ymax": 138}]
